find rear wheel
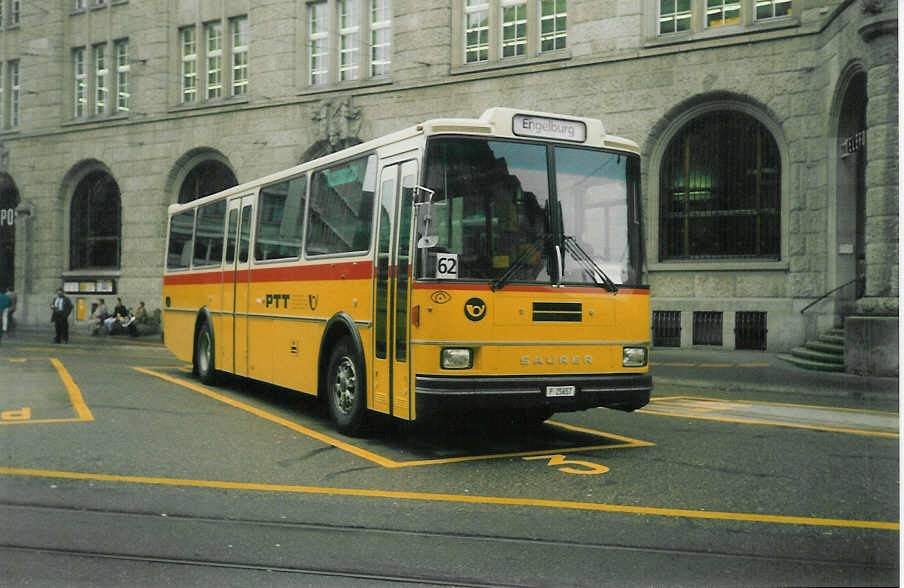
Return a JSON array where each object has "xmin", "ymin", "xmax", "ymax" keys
[
  {"xmin": 195, "ymin": 322, "xmax": 217, "ymax": 385},
  {"xmin": 326, "ymin": 337, "xmax": 366, "ymax": 435}
]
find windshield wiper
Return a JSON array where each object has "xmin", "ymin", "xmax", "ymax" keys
[
  {"xmin": 491, "ymin": 233, "xmax": 553, "ymax": 292},
  {"xmin": 563, "ymin": 236, "xmax": 618, "ymax": 293}
]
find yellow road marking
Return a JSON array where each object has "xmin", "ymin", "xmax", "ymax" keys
[
  {"xmin": 0, "ymin": 358, "xmax": 93, "ymax": 425},
  {"xmin": 134, "ymin": 367, "xmax": 652, "ymax": 468},
  {"xmin": 640, "ymin": 395, "xmax": 898, "ymax": 438},
  {"xmin": 0, "ymin": 467, "xmax": 896, "ymax": 531}
]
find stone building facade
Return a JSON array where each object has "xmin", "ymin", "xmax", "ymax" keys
[{"xmin": 0, "ymin": 0, "xmax": 897, "ymax": 372}]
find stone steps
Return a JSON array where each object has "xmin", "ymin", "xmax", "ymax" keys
[{"xmin": 777, "ymin": 328, "xmax": 845, "ymax": 373}]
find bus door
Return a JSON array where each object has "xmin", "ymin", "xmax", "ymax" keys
[
  {"xmin": 373, "ymin": 160, "xmax": 417, "ymax": 418},
  {"xmin": 223, "ymin": 195, "xmax": 254, "ymax": 377}
]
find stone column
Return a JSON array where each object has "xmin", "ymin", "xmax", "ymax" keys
[{"xmin": 845, "ymin": 0, "xmax": 898, "ymax": 376}]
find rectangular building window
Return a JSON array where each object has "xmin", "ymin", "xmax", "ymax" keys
[
  {"xmin": 659, "ymin": 0, "xmax": 691, "ymax": 34},
  {"xmin": 181, "ymin": 26, "xmax": 197, "ymax": 103},
  {"xmin": 9, "ymin": 0, "xmax": 18, "ymax": 25},
  {"xmin": 74, "ymin": 48, "xmax": 87, "ymax": 117},
  {"xmin": 339, "ymin": 0, "xmax": 360, "ymax": 81},
  {"xmin": 706, "ymin": 0, "xmax": 741, "ymax": 27},
  {"xmin": 501, "ymin": 1, "xmax": 527, "ymax": 58},
  {"xmin": 755, "ymin": 0, "xmax": 791, "ymax": 20},
  {"xmin": 115, "ymin": 40, "xmax": 130, "ymax": 112},
  {"xmin": 465, "ymin": 0, "xmax": 489, "ymax": 63},
  {"xmin": 94, "ymin": 44, "xmax": 108, "ymax": 115},
  {"xmin": 231, "ymin": 16, "xmax": 249, "ymax": 96},
  {"xmin": 540, "ymin": 0, "xmax": 566, "ymax": 52},
  {"xmin": 370, "ymin": 0, "xmax": 391, "ymax": 76},
  {"xmin": 10, "ymin": 60, "xmax": 17, "ymax": 127},
  {"xmin": 206, "ymin": 22, "xmax": 223, "ymax": 99},
  {"xmin": 309, "ymin": 2, "xmax": 329, "ymax": 85}
]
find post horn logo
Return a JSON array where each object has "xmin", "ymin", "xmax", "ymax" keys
[
  {"xmin": 430, "ymin": 290, "xmax": 452, "ymax": 304},
  {"xmin": 464, "ymin": 297, "xmax": 487, "ymax": 322}
]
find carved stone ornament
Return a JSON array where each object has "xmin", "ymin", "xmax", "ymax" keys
[
  {"xmin": 861, "ymin": 0, "xmax": 887, "ymax": 14},
  {"xmin": 301, "ymin": 97, "xmax": 363, "ymax": 163}
]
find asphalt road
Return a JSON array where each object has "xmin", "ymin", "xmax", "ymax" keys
[{"xmin": 1, "ymin": 330, "xmax": 899, "ymax": 586}]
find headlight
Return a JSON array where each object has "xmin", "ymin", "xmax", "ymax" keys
[
  {"xmin": 622, "ymin": 346, "xmax": 647, "ymax": 367},
  {"xmin": 441, "ymin": 348, "xmax": 473, "ymax": 369}
]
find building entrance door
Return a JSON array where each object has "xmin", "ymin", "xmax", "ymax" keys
[{"xmin": 0, "ymin": 174, "xmax": 19, "ymax": 292}]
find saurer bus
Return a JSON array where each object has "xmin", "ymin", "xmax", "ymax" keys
[{"xmin": 163, "ymin": 108, "xmax": 652, "ymax": 434}]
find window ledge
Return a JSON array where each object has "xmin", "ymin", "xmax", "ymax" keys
[
  {"xmin": 298, "ymin": 76, "xmax": 393, "ymax": 97},
  {"xmin": 63, "ymin": 269, "xmax": 121, "ymax": 278},
  {"xmin": 644, "ymin": 17, "xmax": 800, "ymax": 48},
  {"xmin": 169, "ymin": 96, "xmax": 250, "ymax": 114},
  {"xmin": 649, "ymin": 260, "xmax": 789, "ymax": 272},
  {"xmin": 61, "ymin": 113, "xmax": 130, "ymax": 128},
  {"xmin": 451, "ymin": 49, "xmax": 571, "ymax": 76}
]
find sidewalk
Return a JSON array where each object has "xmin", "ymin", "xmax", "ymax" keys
[
  {"xmin": 651, "ymin": 347, "xmax": 899, "ymax": 401},
  {"xmin": 0, "ymin": 325, "xmax": 164, "ymax": 348}
]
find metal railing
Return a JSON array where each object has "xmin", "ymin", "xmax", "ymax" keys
[{"xmin": 799, "ymin": 276, "xmax": 865, "ymax": 314}]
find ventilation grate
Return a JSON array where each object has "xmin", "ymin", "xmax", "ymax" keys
[
  {"xmin": 735, "ymin": 311, "xmax": 767, "ymax": 350},
  {"xmin": 652, "ymin": 311, "xmax": 681, "ymax": 347},
  {"xmin": 693, "ymin": 311, "xmax": 723, "ymax": 346},
  {"xmin": 532, "ymin": 302, "xmax": 582, "ymax": 322}
]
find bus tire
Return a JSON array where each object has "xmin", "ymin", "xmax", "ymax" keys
[
  {"xmin": 195, "ymin": 321, "xmax": 217, "ymax": 385},
  {"xmin": 326, "ymin": 336, "xmax": 366, "ymax": 435}
]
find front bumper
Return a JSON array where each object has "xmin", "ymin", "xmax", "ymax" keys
[{"xmin": 415, "ymin": 373, "xmax": 652, "ymax": 416}]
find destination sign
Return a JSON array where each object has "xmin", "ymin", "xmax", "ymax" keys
[{"xmin": 512, "ymin": 114, "xmax": 586, "ymax": 143}]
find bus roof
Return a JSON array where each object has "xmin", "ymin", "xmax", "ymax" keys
[{"xmin": 168, "ymin": 108, "xmax": 639, "ymax": 215}]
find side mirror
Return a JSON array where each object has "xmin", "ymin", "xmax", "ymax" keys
[{"xmin": 413, "ymin": 185, "xmax": 435, "ymax": 204}]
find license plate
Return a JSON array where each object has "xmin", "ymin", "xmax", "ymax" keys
[{"xmin": 546, "ymin": 385, "xmax": 576, "ymax": 397}]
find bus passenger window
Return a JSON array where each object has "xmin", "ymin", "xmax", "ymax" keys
[
  {"xmin": 306, "ymin": 155, "xmax": 376, "ymax": 256},
  {"xmin": 255, "ymin": 175, "xmax": 307, "ymax": 261},
  {"xmin": 193, "ymin": 201, "xmax": 227, "ymax": 267},
  {"xmin": 167, "ymin": 210, "xmax": 195, "ymax": 270}
]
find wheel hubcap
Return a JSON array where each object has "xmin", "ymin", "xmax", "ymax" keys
[{"xmin": 333, "ymin": 356, "xmax": 357, "ymax": 415}]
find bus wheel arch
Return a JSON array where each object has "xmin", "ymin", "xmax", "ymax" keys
[
  {"xmin": 192, "ymin": 308, "xmax": 217, "ymax": 384},
  {"xmin": 319, "ymin": 313, "xmax": 367, "ymax": 435}
]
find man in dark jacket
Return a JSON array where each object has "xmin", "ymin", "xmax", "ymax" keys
[{"xmin": 51, "ymin": 288, "xmax": 73, "ymax": 343}]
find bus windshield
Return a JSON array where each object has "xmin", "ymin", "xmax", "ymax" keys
[{"xmin": 418, "ymin": 137, "xmax": 642, "ymax": 286}]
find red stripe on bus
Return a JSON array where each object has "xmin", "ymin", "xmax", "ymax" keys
[
  {"xmin": 164, "ymin": 261, "xmax": 374, "ymax": 286},
  {"xmin": 412, "ymin": 282, "xmax": 649, "ymax": 295}
]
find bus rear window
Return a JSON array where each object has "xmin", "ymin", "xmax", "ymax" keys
[
  {"xmin": 306, "ymin": 155, "xmax": 377, "ymax": 256},
  {"xmin": 167, "ymin": 210, "xmax": 195, "ymax": 270}
]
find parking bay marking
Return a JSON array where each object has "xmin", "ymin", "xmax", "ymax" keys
[
  {"xmin": 134, "ymin": 366, "xmax": 653, "ymax": 468},
  {"xmin": 0, "ymin": 466, "xmax": 897, "ymax": 531},
  {"xmin": 639, "ymin": 395, "xmax": 898, "ymax": 438},
  {"xmin": 1, "ymin": 358, "xmax": 93, "ymax": 425}
]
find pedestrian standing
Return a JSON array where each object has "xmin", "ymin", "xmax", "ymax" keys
[
  {"xmin": 0, "ymin": 290, "xmax": 9, "ymax": 345},
  {"xmin": 50, "ymin": 287, "xmax": 73, "ymax": 344},
  {"xmin": 3, "ymin": 287, "xmax": 16, "ymax": 332}
]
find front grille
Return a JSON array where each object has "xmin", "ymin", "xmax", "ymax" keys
[{"xmin": 532, "ymin": 302, "xmax": 582, "ymax": 322}]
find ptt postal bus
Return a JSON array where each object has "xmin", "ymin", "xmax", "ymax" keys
[{"xmin": 163, "ymin": 108, "xmax": 652, "ymax": 434}]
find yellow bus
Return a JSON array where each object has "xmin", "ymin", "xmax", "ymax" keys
[{"xmin": 163, "ymin": 108, "xmax": 651, "ymax": 434}]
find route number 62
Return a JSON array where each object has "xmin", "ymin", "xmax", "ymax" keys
[{"xmin": 436, "ymin": 253, "xmax": 458, "ymax": 279}]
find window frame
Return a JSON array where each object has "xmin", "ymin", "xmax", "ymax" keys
[
  {"xmin": 253, "ymin": 173, "xmax": 309, "ymax": 264},
  {"xmin": 94, "ymin": 43, "xmax": 108, "ymax": 115},
  {"xmin": 648, "ymin": 0, "xmax": 799, "ymax": 43},
  {"xmin": 452, "ymin": 0, "xmax": 569, "ymax": 71},
  {"xmin": 1, "ymin": 59, "xmax": 19, "ymax": 129},
  {"xmin": 115, "ymin": 39, "xmax": 130, "ymax": 113},
  {"xmin": 177, "ymin": 14, "xmax": 248, "ymax": 107},
  {"xmin": 304, "ymin": 0, "xmax": 393, "ymax": 89},
  {"xmin": 648, "ymin": 102, "xmax": 790, "ymax": 272}
]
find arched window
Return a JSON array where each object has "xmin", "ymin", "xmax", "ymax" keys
[
  {"xmin": 659, "ymin": 110, "xmax": 781, "ymax": 260},
  {"xmin": 178, "ymin": 160, "xmax": 237, "ymax": 204},
  {"xmin": 70, "ymin": 171, "xmax": 121, "ymax": 269}
]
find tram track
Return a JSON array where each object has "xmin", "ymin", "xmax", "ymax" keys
[{"xmin": 2, "ymin": 501, "xmax": 894, "ymax": 580}]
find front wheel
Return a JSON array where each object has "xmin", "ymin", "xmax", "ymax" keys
[
  {"xmin": 326, "ymin": 337, "xmax": 366, "ymax": 435},
  {"xmin": 195, "ymin": 322, "xmax": 217, "ymax": 384}
]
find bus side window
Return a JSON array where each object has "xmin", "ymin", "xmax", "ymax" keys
[
  {"xmin": 255, "ymin": 175, "xmax": 307, "ymax": 261},
  {"xmin": 306, "ymin": 155, "xmax": 376, "ymax": 256},
  {"xmin": 167, "ymin": 210, "xmax": 195, "ymax": 270},
  {"xmin": 238, "ymin": 205, "xmax": 252, "ymax": 263},
  {"xmin": 193, "ymin": 200, "xmax": 226, "ymax": 268},
  {"xmin": 225, "ymin": 208, "xmax": 238, "ymax": 264}
]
